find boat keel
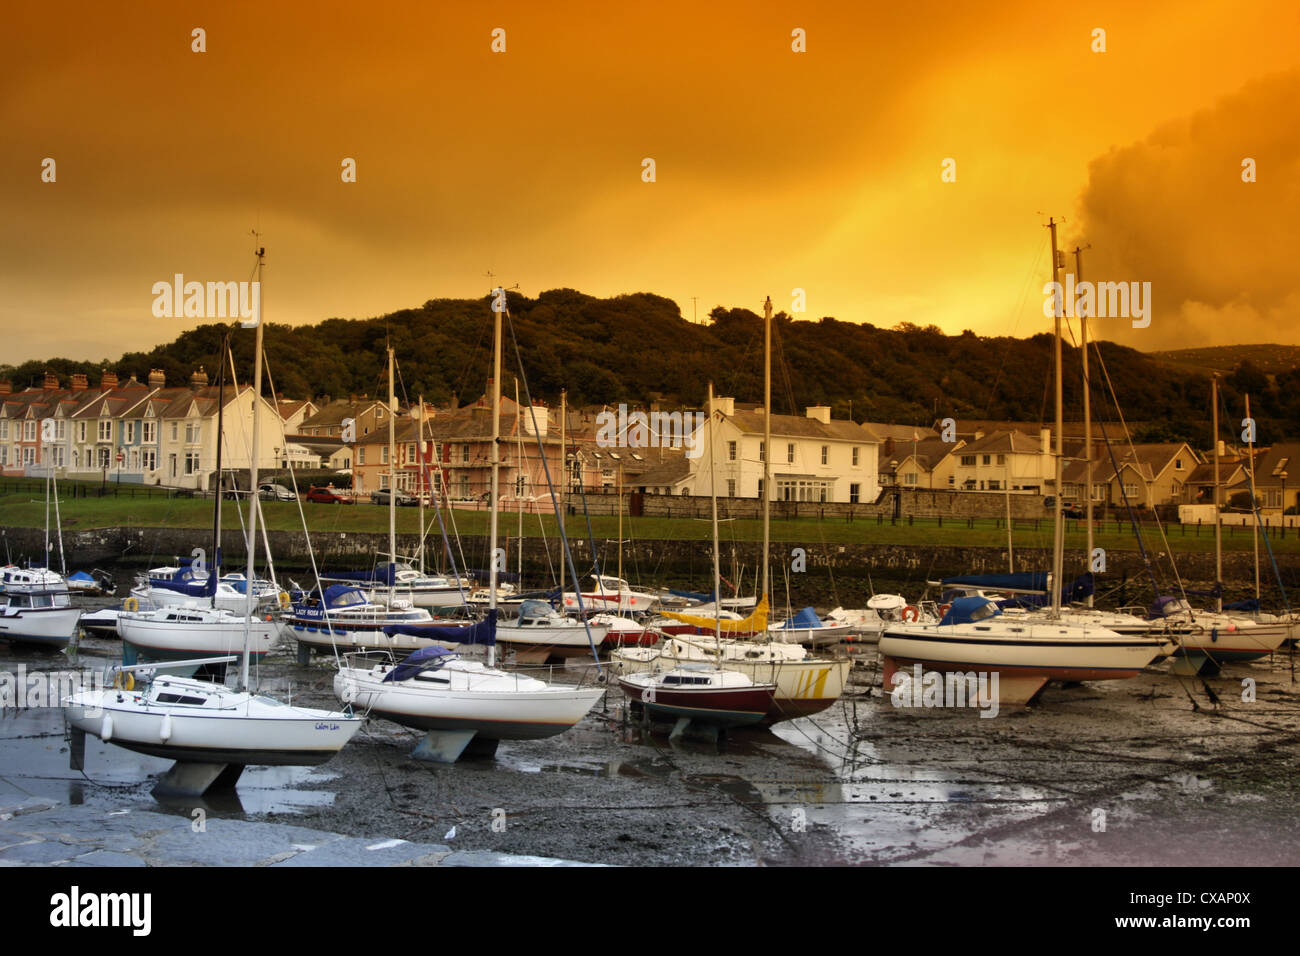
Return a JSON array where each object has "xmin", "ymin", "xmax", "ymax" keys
[
  {"xmin": 1170, "ymin": 651, "xmax": 1221, "ymax": 677},
  {"xmin": 410, "ymin": 729, "xmax": 500, "ymax": 763},
  {"xmin": 152, "ymin": 761, "xmax": 245, "ymax": 798}
]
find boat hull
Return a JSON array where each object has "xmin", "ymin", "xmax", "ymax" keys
[
  {"xmin": 618, "ymin": 678, "xmax": 773, "ymax": 727},
  {"xmin": 0, "ymin": 606, "xmax": 81, "ymax": 648},
  {"xmin": 117, "ymin": 614, "xmax": 277, "ymax": 661},
  {"xmin": 335, "ymin": 667, "xmax": 603, "ymax": 740}
]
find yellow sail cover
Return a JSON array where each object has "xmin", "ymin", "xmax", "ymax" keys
[{"xmin": 660, "ymin": 596, "xmax": 768, "ymax": 634}]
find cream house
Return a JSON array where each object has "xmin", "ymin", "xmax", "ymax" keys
[{"xmin": 682, "ymin": 399, "xmax": 880, "ymax": 504}]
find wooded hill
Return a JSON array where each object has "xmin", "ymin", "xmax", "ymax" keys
[{"xmin": 5, "ymin": 289, "xmax": 1298, "ymax": 446}]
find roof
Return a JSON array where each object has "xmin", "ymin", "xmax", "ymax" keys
[
  {"xmin": 886, "ymin": 436, "xmax": 960, "ymax": 473},
  {"xmin": 723, "ymin": 410, "xmax": 878, "ymax": 444},
  {"xmin": 1242, "ymin": 442, "xmax": 1300, "ymax": 486},
  {"xmin": 957, "ymin": 429, "xmax": 1045, "ymax": 456}
]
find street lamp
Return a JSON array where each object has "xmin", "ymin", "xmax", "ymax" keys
[{"xmin": 1282, "ymin": 471, "xmax": 1289, "ymax": 527}]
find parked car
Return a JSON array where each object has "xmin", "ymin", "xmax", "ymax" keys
[
  {"xmin": 370, "ymin": 487, "xmax": 418, "ymax": 507},
  {"xmin": 304, "ymin": 485, "xmax": 355, "ymax": 504},
  {"xmin": 1061, "ymin": 502, "xmax": 1086, "ymax": 519},
  {"xmin": 258, "ymin": 483, "xmax": 297, "ymax": 502}
]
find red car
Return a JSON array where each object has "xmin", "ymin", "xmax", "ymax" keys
[{"xmin": 304, "ymin": 485, "xmax": 355, "ymax": 504}]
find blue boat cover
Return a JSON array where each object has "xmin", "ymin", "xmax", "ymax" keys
[
  {"xmin": 323, "ymin": 585, "xmax": 368, "ymax": 608},
  {"xmin": 382, "ymin": 609, "xmax": 497, "ymax": 647},
  {"xmin": 517, "ymin": 599, "xmax": 553, "ymax": 620},
  {"xmin": 384, "ymin": 645, "xmax": 456, "ymax": 683},
  {"xmin": 1224, "ymin": 598, "xmax": 1261, "ymax": 612},
  {"xmin": 995, "ymin": 573, "xmax": 1096, "ymax": 609},
  {"xmin": 669, "ymin": 588, "xmax": 716, "ymax": 602},
  {"xmin": 67, "ymin": 571, "xmax": 95, "ymax": 583},
  {"xmin": 150, "ymin": 557, "xmax": 218, "ymax": 598},
  {"xmin": 776, "ymin": 607, "xmax": 822, "ymax": 629},
  {"xmin": 940, "ymin": 596, "xmax": 1002, "ymax": 626}
]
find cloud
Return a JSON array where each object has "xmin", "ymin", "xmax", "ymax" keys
[{"xmin": 1073, "ymin": 71, "xmax": 1300, "ymax": 350}]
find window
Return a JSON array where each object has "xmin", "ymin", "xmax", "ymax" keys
[
  {"xmin": 728, "ymin": 441, "xmax": 737, "ymax": 461},
  {"xmin": 515, "ymin": 474, "xmax": 527, "ymax": 496},
  {"xmin": 960, "ymin": 455, "xmax": 976, "ymax": 466},
  {"xmin": 787, "ymin": 443, "xmax": 795, "ymax": 463},
  {"xmin": 24, "ymin": 421, "xmax": 37, "ymax": 441},
  {"xmin": 988, "ymin": 479, "xmax": 1000, "ymax": 491},
  {"xmin": 22, "ymin": 447, "xmax": 35, "ymax": 465},
  {"xmin": 78, "ymin": 421, "xmax": 87, "ymax": 443},
  {"xmin": 982, "ymin": 454, "xmax": 991, "ymax": 465},
  {"xmin": 1123, "ymin": 483, "xmax": 1137, "ymax": 498},
  {"xmin": 170, "ymin": 422, "xmax": 178, "ymax": 441},
  {"xmin": 142, "ymin": 421, "xmax": 156, "ymax": 444},
  {"xmin": 852, "ymin": 446, "xmax": 859, "ymax": 467},
  {"xmin": 0, "ymin": 421, "xmax": 7, "ymax": 440},
  {"xmin": 358, "ymin": 447, "xmax": 366, "ymax": 465},
  {"xmin": 55, "ymin": 420, "xmax": 66, "ymax": 441},
  {"xmin": 142, "ymin": 449, "xmax": 157, "ymax": 471},
  {"xmin": 820, "ymin": 445, "xmax": 828, "ymax": 465},
  {"xmin": 757, "ymin": 479, "xmax": 764, "ymax": 500},
  {"xmin": 129, "ymin": 448, "xmax": 139, "ymax": 469},
  {"xmin": 996, "ymin": 454, "xmax": 1006, "ymax": 465},
  {"xmin": 0, "ymin": 446, "xmax": 6, "ymax": 466},
  {"xmin": 727, "ymin": 479, "xmax": 736, "ymax": 497},
  {"xmin": 1175, "ymin": 458, "xmax": 1183, "ymax": 470},
  {"xmin": 97, "ymin": 447, "xmax": 110, "ymax": 468},
  {"xmin": 185, "ymin": 452, "xmax": 200, "ymax": 475},
  {"xmin": 849, "ymin": 483, "xmax": 860, "ymax": 504},
  {"xmin": 381, "ymin": 446, "xmax": 389, "ymax": 465},
  {"xmin": 407, "ymin": 443, "xmax": 416, "ymax": 461},
  {"xmin": 904, "ymin": 473, "xmax": 917, "ymax": 485},
  {"xmin": 758, "ymin": 441, "xmax": 765, "ymax": 462},
  {"xmin": 185, "ymin": 422, "xmax": 199, "ymax": 445},
  {"xmin": 461, "ymin": 444, "xmax": 470, "ymax": 464},
  {"xmin": 124, "ymin": 421, "xmax": 135, "ymax": 443},
  {"xmin": 98, "ymin": 419, "xmax": 112, "ymax": 441},
  {"xmin": 169, "ymin": 454, "xmax": 177, "ymax": 477}
]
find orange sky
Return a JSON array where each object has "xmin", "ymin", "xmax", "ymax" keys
[{"xmin": 3, "ymin": 0, "xmax": 1297, "ymax": 363}]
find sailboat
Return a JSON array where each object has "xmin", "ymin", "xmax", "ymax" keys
[
  {"xmin": 65, "ymin": 244, "xmax": 362, "ymax": 796},
  {"xmin": 288, "ymin": 347, "xmax": 442, "ymax": 663},
  {"xmin": 115, "ymin": 335, "xmax": 279, "ymax": 666},
  {"xmin": 332, "ymin": 287, "xmax": 604, "ymax": 762},
  {"xmin": 611, "ymin": 297, "xmax": 851, "ymax": 722},
  {"xmin": 619, "ymin": 382, "xmax": 776, "ymax": 737},
  {"xmin": 879, "ymin": 220, "xmax": 1173, "ymax": 705},
  {"xmin": 0, "ymin": 442, "xmax": 81, "ymax": 649}
]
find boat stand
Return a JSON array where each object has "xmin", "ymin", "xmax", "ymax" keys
[
  {"xmin": 297, "ymin": 643, "xmax": 313, "ymax": 666},
  {"xmin": 669, "ymin": 717, "xmax": 720, "ymax": 744},
  {"xmin": 411, "ymin": 729, "xmax": 500, "ymax": 763},
  {"xmin": 152, "ymin": 762, "xmax": 244, "ymax": 798}
]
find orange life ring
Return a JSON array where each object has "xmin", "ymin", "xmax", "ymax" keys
[
  {"xmin": 902, "ymin": 605, "xmax": 920, "ymax": 623},
  {"xmin": 938, "ymin": 603, "xmax": 951, "ymax": 617}
]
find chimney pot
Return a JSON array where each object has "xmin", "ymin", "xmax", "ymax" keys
[
  {"xmin": 99, "ymin": 371, "xmax": 118, "ymax": 390},
  {"xmin": 70, "ymin": 373, "xmax": 88, "ymax": 391},
  {"xmin": 189, "ymin": 367, "xmax": 208, "ymax": 388},
  {"xmin": 147, "ymin": 369, "xmax": 166, "ymax": 387},
  {"xmin": 44, "ymin": 371, "xmax": 60, "ymax": 390}
]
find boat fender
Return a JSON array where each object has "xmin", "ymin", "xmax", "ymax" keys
[
  {"xmin": 339, "ymin": 683, "xmax": 357, "ymax": 705},
  {"xmin": 159, "ymin": 713, "xmax": 173, "ymax": 742},
  {"xmin": 112, "ymin": 672, "xmax": 135, "ymax": 691},
  {"xmin": 123, "ymin": 597, "xmax": 139, "ymax": 612},
  {"xmin": 101, "ymin": 714, "xmax": 114, "ymax": 741},
  {"xmin": 937, "ymin": 603, "xmax": 951, "ymax": 618},
  {"xmin": 279, "ymin": 591, "xmax": 291, "ymax": 608},
  {"xmin": 1226, "ymin": 623, "xmax": 1236, "ymax": 633},
  {"xmin": 1210, "ymin": 627, "xmax": 1218, "ymax": 642},
  {"xmin": 902, "ymin": 605, "xmax": 920, "ymax": 623}
]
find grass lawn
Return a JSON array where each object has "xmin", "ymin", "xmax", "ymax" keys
[{"xmin": 2, "ymin": 478, "xmax": 1296, "ymax": 553}]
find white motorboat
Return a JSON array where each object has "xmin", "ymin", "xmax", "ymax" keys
[
  {"xmin": 495, "ymin": 600, "xmax": 608, "ymax": 659},
  {"xmin": 767, "ymin": 607, "xmax": 857, "ymax": 647},
  {"xmin": 284, "ymin": 584, "xmax": 452, "ymax": 660},
  {"xmin": 561, "ymin": 575, "xmax": 659, "ymax": 614},
  {"xmin": 0, "ymin": 567, "xmax": 81, "ymax": 649},
  {"xmin": 116, "ymin": 604, "xmax": 279, "ymax": 663},
  {"xmin": 1149, "ymin": 597, "xmax": 1287, "ymax": 665}
]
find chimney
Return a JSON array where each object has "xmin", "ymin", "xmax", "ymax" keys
[
  {"xmin": 0, "ymin": 381, "xmax": 10, "ymax": 395},
  {"xmin": 449, "ymin": 390, "xmax": 459, "ymax": 409},
  {"xmin": 100, "ymin": 370, "xmax": 118, "ymax": 389},
  {"xmin": 1217, "ymin": 439, "xmax": 1226, "ymax": 458},
  {"xmin": 713, "ymin": 396, "xmax": 735, "ymax": 417},
  {"xmin": 43, "ymin": 371, "xmax": 59, "ymax": 390},
  {"xmin": 522, "ymin": 401, "xmax": 550, "ymax": 437},
  {"xmin": 189, "ymin": 367, "xmax": 209, "ymax": 388},
  {"xmin": 70, "ymin": 373, "xmax": 88, "ymax": 391},
  {"xmin": 147, "ymin": 369, "xmax": 166, "ymax": 387},
  {"xmin": 805, "ymin": 405, "xmax": 832, "ymax": 425},
  {"xmin": 1040, "ymin": 427, "xmax": 1051, "ymax": 452}
]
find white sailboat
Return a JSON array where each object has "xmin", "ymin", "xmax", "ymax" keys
[
  {"xmin": 333, "ymin": 288, "xmax": 603, "ymax": 762},
  {"xmin": 0, "ymin": 566, "xmax": 81, "ymax": 650},
  {"xmin": 65, "ymin": 244, "xmax": 361, "ymax": 796},
  {"xmin": 879, "ymin": 220, "xmax": 1174, "ymax": 705},
  {"xmin": 611, "ymin": 297, "xmax": 851, "ymax": 721}
]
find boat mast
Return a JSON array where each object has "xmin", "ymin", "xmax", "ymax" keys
[
  {"xmin": 1213, "ymin": 376, "xmax": 1223, "ymax": 611},
  {"xmin": 240, "ymin": 243, "xmax": 266, "ymax": 694},
  {"xmin": 388, "ymin": 345, "xmax": 397, "ymax": 603},
  {"xmin": 708, "ymin": 381, "xmax": 722, "ymax": 660},
  {"xmin": 212, "ymin": 336, "xmax": 227, "ymax": 609},
  {"xmin": 1047, "ymin": 219, "xmax": 1064, "ymax": 618},
  {"xmin": 1246, "ymin": 392, "xmax": 1259, "ymax": 602},
  {"xmin": 1075, "ymin": 245, "xmax": 1094, "ymax": 607},
  {"xmin": 416, "ymin": 393, "xmax": 426, "ymax": 572},
  {"xmin": 559, "ymin": 388, "xmax": 567, "ymax": 519},
  {"xmin": 762, "ymin": 295, "xmax": 772, "ymax": 604},
  {"xmin": 488, "ymin": 288, "xmax": 503, "ymax": 669},
  {"xmin": 616, "ymin": 461, "xmax": 623, "ymax": 606},
  {"xmin": 515, "ymin": 377, "xmax": 524, "ymax": 585}
]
